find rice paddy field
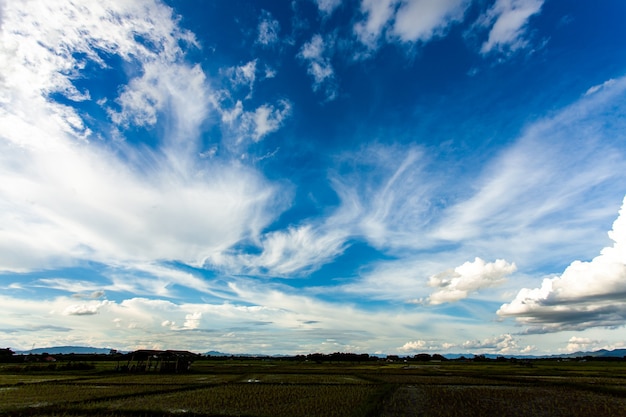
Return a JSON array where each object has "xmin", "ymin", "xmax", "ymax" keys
[{"xmin": 1, "ymin": 359, "xmax": 626, "ymax": 416}]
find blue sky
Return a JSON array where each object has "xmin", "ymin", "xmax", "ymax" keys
[{"xmin": 1, "ymin": 0, "xmax": 626, "ymax": 356}]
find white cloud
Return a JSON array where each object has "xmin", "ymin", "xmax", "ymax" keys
[
  {"xmin": 353, "ymin": 0, "xmax": 397, "ymax": 48},
  {"xmin": 330, "ymin": 144, "xmax": 435, "ymax": 250},
  {"xmin": 354, "ymin": 0, "xmax": 468, "ymax": 48},
  {"xmin": 584, "ymin": 79, "xmax": 616, "ymax": 97},
  {"xmin": 427, "ymin": 258, "xmax": 516, "ymax": 305},
  {"xmin": 399, "ymin": 339, "xmax": 443, "ymax": 352},
  {"xmin": 432, "ymin": 76, "xmax": 626, "ymax": 269},
  {"xmin": 221, "ymin": 60, "xmax": 257, "ymax": 99},
  {"xmin": 263, "ymin": 65, "xmax": 277, "ymax": 79},
  {"xmin": 0, "ymin": 0, "xmax": 287, "ymax": 273},
  {"xmin": 219, "ymin": 98, "xmax": 292, "ymax": 144},
  {"xmin": 315, "ymin": 0, "xmax": 342, "ymax": 15},
  {"xmin": 0, "ymin": 288, "xmax": 434, "ymax": 354},
  {"xmin": 183, "ymin": 312, "xmax": 202, "ymax": 329},
  {"xmin": 110, "ymin": 62, "xmax": 210, "ymax": 149},
  {"xmin": 399, "ymin": 334, "xmax": 521, "ymax": 354},
  {"xmin": 298, "ymin": 34, "xmax": 337, "ymax": 101},
  {"xmin": 565, "ymin": 336, "xmax": 600, "ymax": 353},
  {"xmin": 63, "ymin": 300, "xmax": 112, "ymax": 316},
  {"xmin": 334, "ymin": 76, "xmax": 626, "ymax": 306},
  {"xmin": 257, "ymin": 10, "xmax": 280, "ymax": 46},
  {"xmin": 392, "ymin": 0, "xmax": 469, "ymax": 43},
  {"xmin": 462, "ymin": 334, "xmax": 518, "ymax": 354},
  {"xmin": 498, "ymin": 196, "xmax": 626, "ymax": 333},
  {"xmin": 248, "ymin": 100, "xmax": 292, "ymax": 142},
  {"xmin": 211, "ymin": 224, "xmax": 349, "ymax": 277},
  {"xmin": 477, "ymin": 0, "xmax": 544, "ymax": 55}
]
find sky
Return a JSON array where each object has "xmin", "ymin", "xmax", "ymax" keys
[{"xmin": 1, "ymin": 0, "xmax": 626, "ymax": 356}]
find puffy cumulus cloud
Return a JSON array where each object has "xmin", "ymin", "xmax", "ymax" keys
[
  {"xmin": 183, "ymin": 312, "xmax": 202, "ymax": 329},
  {"xmin": 462, "ymin": 334, "xmax": 518, "ymax": 354},
  {"xmin": 257, "ymin": 10, "xmax": 280, "ymax": 46},
  {"xmin": 427, "ymin": 258, "xmax": 516, "ymax": 305},
  {"xmin": 354, "ymin": 0, "xmax": 468, "ymax": 48},
  {"xmin": 0, "ymin": 0, "xmax": 288, "ymax": 273},
  {"xmin": 498, "ymin": 196, "xmax": 626, "ymax": 333},
  {"xmin": 399, "ymin": 334, "xmax": 526, "ymax": 354},
  {"xmin": 398, "ymin": 339, "xmax": 442, "ymax": 352},
  {"xmin": 63, "ymin": 300, "xmax": 113, "ymax": 316},
  {"xmin": 476, "ymin": 0, "xmax": 544, "ymax": 55},
  {"xmin": 565, "ymin": 336, "xmax": 601, "ymax": 353},
  {"xmin": 298, "ymin": 34, "xmax": 337, "ymax": 101}
]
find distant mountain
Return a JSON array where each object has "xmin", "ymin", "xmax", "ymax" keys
[
  {"xmin": 17, "ymin": 346, "xmax": 118, "ymax": 355},
  {"xmin": 205, "ymin": 350, "xmax": 229, "ymax": 356},
  {"xmin": 442, "ymin": 348, "xmax": 626, "ymax": 360},
  {"xmin": 562, "ymin": 348, "xmax": 626, "ymax": 358},
  {"xmin": 13, "ymin": 346, "xmax": 626, "ymax": 358}
]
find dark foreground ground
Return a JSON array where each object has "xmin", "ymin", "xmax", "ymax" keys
[{"xmin": 1, "ymin": 359, "xmax": 626, "ymax": 416}]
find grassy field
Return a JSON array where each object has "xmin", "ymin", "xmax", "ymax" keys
[{"xmin": 1, "ymin": 359, "xmax": 626, "ymax": 416}]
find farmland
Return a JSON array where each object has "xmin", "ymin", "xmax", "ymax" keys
[{"xmin": 1, "ymin": 358, "xmax": 626, "ymax": 416}]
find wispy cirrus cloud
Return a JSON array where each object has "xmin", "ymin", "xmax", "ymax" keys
[
  {"xmin": 0, "ymin": 0, "xmax": 288, "ymax": 274},
  {"xmin": 476, "ymin": 0, "xmax": 544, "ymax": 55},
  {"xmin": 0, "ymin": 287, "xmax": 436, "ymax": 354},
  {"xmin": 328, "ymin": 77, "xmax": 626, "ymax": 309},
  {"xmin": 330, "ymin": 144, "xmax": 436, "ymax": 251},
  {"xmin": 432, "ymin": 76, "xmax": 626, "ymax": 269},
  {"xmin": 209, "ymin": 224, "xmax": 349, "ymax": 277}
]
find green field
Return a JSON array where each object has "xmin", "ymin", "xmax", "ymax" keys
[{"xmin": 1, "ymin": 359, "xmax": 626, "ymax": 416}]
